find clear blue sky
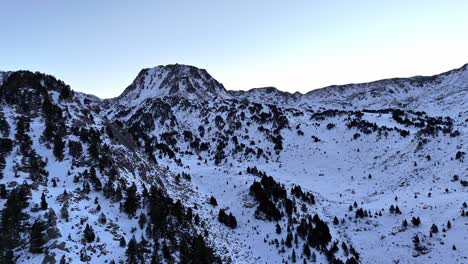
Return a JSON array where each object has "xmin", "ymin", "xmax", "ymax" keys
[{"xmin": 1, "ymin": 1, "xmax": 467, "ymax": 98}]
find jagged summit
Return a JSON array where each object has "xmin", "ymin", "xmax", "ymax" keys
[{"xmin": 115, "ymin": 64, "xmax": 230, "ymax": 105}]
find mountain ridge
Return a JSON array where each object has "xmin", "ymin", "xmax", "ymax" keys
[
  {"xmin": 0, "ymin": 63, "xmax": 466, "ymax": 263},
  {"xmin": 2, "ymin": 63, "xmax": 467, "ymax": 104}
]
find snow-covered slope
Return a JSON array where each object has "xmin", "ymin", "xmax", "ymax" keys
[
  {"xmin": 0, "ymin": 64, "xmax": 467, "ymax": 264},
  {"xmin": 301, "ymin": 63, "xmax": 468, "ymax": 114}
]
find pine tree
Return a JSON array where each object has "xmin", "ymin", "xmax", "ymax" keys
[
  {"xmin": 42, "ymin": 120, "xmax": 54, "ymax": 142},
  {"xmin": 53, "ymin": 136, "xmax": 65, "ymax": 161},
  {"xmin": 303, "ymin": 243, "xmax": 311, "ymax": 257},
  {"xmin": 209, "ymin": 196, "xmax": 218, "ymax": 206},
  {"xmin": 60, "ymin": 204, "xmax": 69, "ymax": 222},
  {"xmin": 311, "ymin": 252, "xmax": 317, "ymax": 262},
  {"xmin": 40, "ymin": 192, "xmax": 48, "ymax": 210},
  {"xmin": 30, "ymin": 220, "xmax": 46, "ymax": 253},
  {"xmin": 138, "ymin": 213, "xmax": 147, "ymax": 229},
  {"xmin": 103, "ymin": 179, "xmax": 115, "ymax": 199},
  {"xmin": 145, "ymin": 223, "xmax": 153, "ymax": 238},
  {"xmin": 123, "ymin": 183, "xmax": 139, "ymax": 217},
  {"xmin": 285, "ymin": 232, "xmax": 293, "ymax": 248},
  {"xmin": 228, "ymin": 213, "xmax": 237, "ymax": 228},
  {"xmin": 276, "ymin": 223, "xmax": 282, "ymax": 234},
  {"xmin": 395, "ymin": 205, "xmax": 401, "ymax": 214},
  {"xmin": 126, "ymin": 236, "xmax": 139, "ymax": 264},
  {"xmin": 120, "ymin": 236, "xmax": 126, "ymax": 247},
  {"xmin": 291, "ymin": 249, "xmax": 296, "ymax": 263},
  {"xmin": 333, "ymin": 216, "xmax": 339, "ymax": 225},
  {"xmin": 98, "ymin": 212, "xmax": 107, "ymax": 224},
  {"xmin": 402, "ymin": 219, "xmax": 408, "ymax": 228},
  {"xmin": 83, "ymin": 224, "xmax": 95, "ymax": 243},
  {"xmin": 412, "ymin": 216, "xmax": 421, "ymax": 226}
]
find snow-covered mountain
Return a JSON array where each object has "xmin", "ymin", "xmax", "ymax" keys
[
  {"xmin": 233, "ymin": 63, "xmax": 468, "ymax": 115},
  {"xmin": 0, "ymin": 64, "xmax": 466, "ymax": 264},
  {"xmin": 114, "ymin": 64, "xmax": 231, "ymax": 107}
]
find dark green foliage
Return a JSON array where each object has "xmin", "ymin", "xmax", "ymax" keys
[
  {"xmin": 30, "ymin": 220, "xmax": 46, "ymax": 253},
  {"xmin": 126, "ymin": 236, "xmax": 139, "ymax": 264},
  {"xmin": 98, "ymin": 212, "xmax": 107, "ymax": 224},
  {"xmin": 123, "ymin": 183, "xmax": 139, "ymax": 217},
  {"xmin": 355, "ymin": 208, "xmax": 367, "ymax": 218},
  {"xmin": 88, "ymin": 167, "xmax": 102, "ymax": 191},
  {"xmin": 0, "ymin": 156, "xmax": 6, "ymax": 179},
  {"xmin": 246, "ymin": 166, "xmax": 267, "ymax": 177},
  {"xmin": 285, "ymin": 232, "xmax": 293, "ymax": 248},
  {"xmin": 326, "ymin": 123, "xmax": 336, "ymax": 129},
  {"xmin": 138, "ymin": 213, "xmax": 147, "ymax": 229},
  {"xmin": 253, "ymin": 190, "xmax": 281, "ymax": 220},
  {"xmin": 0, "ymin": 184, "xmax": 31, "ymax": 261},
  {"xmin": 59, "ymin": 83, "xmax": 72, "ymax": 100},
  {"xmin": 303, "ymin": 243, "xmax": 311, "ymax": 257},
  {"xmin": 40, "ymin": 192, "xmax": 48, "ymax": 210},
  {"xmin": 333, "ymin": 216, "xmax": 339, "ymax": 225},
  {"xmin": 120, "ymin": 237, "xmax": 126, "ymax": 248},
  {"xmin": 0, "ymin": 112, "xmax": 10, "ymax": 137},
  {"xmin": 218, "ymin": 209, "xmax": 237, "ymax": 229},
  {"xmin": 148, "ymin": 187, "xmax": 184, "ymax": 235},
  {"xmin": 307, "ymin": 214, "xmax": 332, "ymax": 248},
  {"xmin": 284, "ymin": 198, "xmax": 294, "ymax": 216},
  {"xmin": 53, "ymin": 136, "xmax": 65, "ymax": 161},
  {"xmin": 68, "ymin": 140, "xmax": 83, "ymax": 159},
  {"xmin": 0, "ymin": 138, "xmax": 13, "ymax": 155},
  {"xmin": 83, "ymin": 224, "xmax": 95, "ymax": 243},
  {"xmin": 395, "ymin": 206, "xmax": 401, "ymax": 214},
  {"xmin": 179, "ymin": 234, "xmax": 219, "ymax": 264},
  {"xmin": 209, "ymin": 196, "xmax": 218, "ymax": 206},
  {"xmin": 412, "ymin": 216, "xmax": 421, "ymax": 226},
  {"xmin": 249, "ymin": 176, "xmax": 286, "ymax": 221},
  {"xmin": 276, "ymin": 223, "xmax": 282, "ymax": 234},
  {"xmin": 0, "ymin": 184, "xmax": 6, "ymax": 199}
]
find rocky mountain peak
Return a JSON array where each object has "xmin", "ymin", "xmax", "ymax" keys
[{"xmin": 115, "ymin": 64, "xmax": 230, "ymax": 105}]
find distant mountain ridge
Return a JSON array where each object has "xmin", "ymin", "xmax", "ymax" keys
[{"xmin": 111, "ymin": 63, "xmax": 468, "ymax": 115}]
